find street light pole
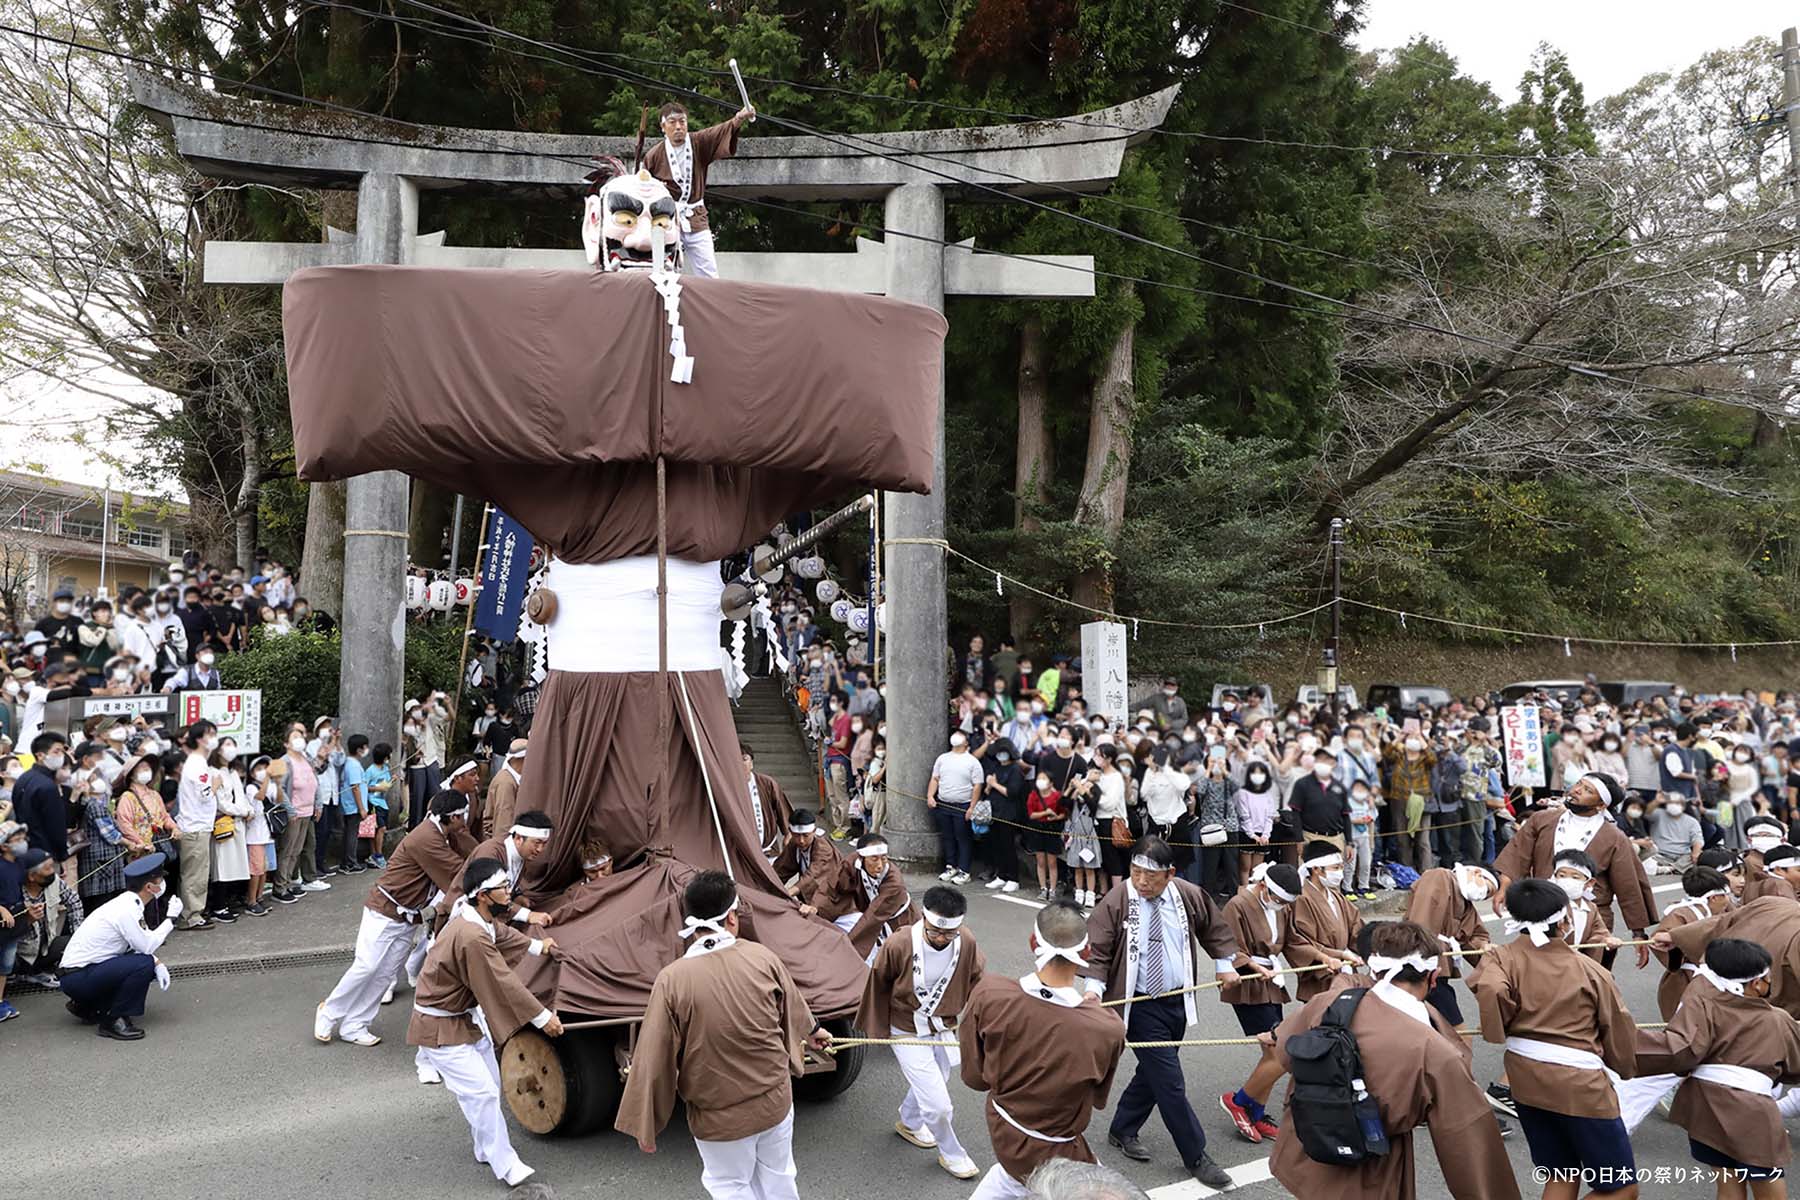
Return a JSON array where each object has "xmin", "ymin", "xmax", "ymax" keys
[{"xmin": 1321, "ymin": 517, "xmax": 1343, "ymax": 711}]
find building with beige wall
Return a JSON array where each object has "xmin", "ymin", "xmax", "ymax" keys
[{"xmin": 0, "ymin": 471, "xmax": 188, "ymax": 619}]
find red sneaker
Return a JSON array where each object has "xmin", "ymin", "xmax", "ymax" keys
[
  {"xmin": 1218, "ymin": 1092, "xmax": 1262, "ymax": 1143},
  {"xmin": 1253, "ymin": 1112, "xmax": 1280, "ymax": 1141}
]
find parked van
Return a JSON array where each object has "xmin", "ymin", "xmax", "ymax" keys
[
  {"xmin": 1497, "ymin": 679, "xmax": 1586, "ymax": 704},
  {"xmin": 1211, "ymin": 683, "xmax": 1276, "ymax": 710},
  {"xmin": 1295, "ymin": 684, "xmax": 1361, "ymax": 710},
  {"xmin": 1599, "ymin": 680, "xmax": 1678, "ymax": 706},
  {"xmin": 1365, "ymin": 683, "xmax": 1453, "ymax": 713}
]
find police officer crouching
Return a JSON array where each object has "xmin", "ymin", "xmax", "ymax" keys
[{"xmin": 58, "ymin": 853, "xmax": 178, "ymax": 1041}]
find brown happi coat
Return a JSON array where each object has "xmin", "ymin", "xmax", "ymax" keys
[
  {"xmin": 1666, "ymin": 895, "xmax": 1800, "ymax": 1020},
  {"xmin": 486, "ymin": 761, "xmax": 524, "ymax": 838},
  {"xmin": 365, "ymin": 818, "xmax": 477, "ymax": 923},
  {"xmin": 958, "ymin": 975, "xmax": 1127, "ymax": 1181},
  {"xmin": 1471, "ymin": 938, "xmax": 1637, "ymax": 1118},
  {"xmin": 856, "ymin": 925, "xmax": 987, "ymax": 1036},
  {"xmin": 774, "ymin": 834, "xmax": 844, "ymax": 913},
  {"xmin": 1287, "ymin": 878, "xmax": 1366, "ymax": 1002},
  {"xmin": 1271, "ymin": 985, "xmax": 1518, "ymax": 1200},
  {"xmin": 750, "ymin": 770, "xmax": 792, "ymax": 858},
  {"xmin": 1493, "ymin": 806, "xmax": 1658, "ymax": 935},
  {"xmin": 641, "ymin": 120, "xmax": 741, "ymax": 233},
  {"xmin": 406, "ymin": 909, "xmax": 549, "ymax": 1048},
  {"xmin": 843, "ymin": 863, "xmax": 918, "ymax": 960},
  {"xmin": 1649, "ymin": 898, "xmax": 1712, "ymax": 1021},
  {"xmin": 1218, "ymin": 888, "xmax": 1295, "ymax": 1006},
  {"xmin": 1403, "ymin": 867, "xmax": 1490, "ymax": 978},
  {"xmin": 1084, "ymin": 878, "xmax": 1243, "ymax": 1009},
  {"xmin": 614, "ymin": 937, "xmax": 817, "ymax": 1144},
  {"xmin": 1635, "ymin": 975, "xmax": 1800, "ymax": 1170},
  {"xmin": 1563, "ymin": 895, "xmax": 1608, "ymax": 963},
  {"xmin": 1741, "ymin": 862, "xmax": 1795, "ymax": 904}
]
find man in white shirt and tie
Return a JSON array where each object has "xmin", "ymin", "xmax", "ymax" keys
[{"xmin": 58, "ymin": 852, "xmax": 180, "ymax": 1041}]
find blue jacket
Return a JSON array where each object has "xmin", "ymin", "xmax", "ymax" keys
[{"xmin": 13, "ymin": 764, "xmax": 67, "ymax": 860}]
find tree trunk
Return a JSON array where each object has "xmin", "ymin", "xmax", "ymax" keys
[
  {"xmin": 300, "ymin": 478, "xmax": 347, "ymax": 616},
  {"xmin": 233, "ymin": 411, "xmax": 263, "ymax": 574},
  {"xmin": 1071, "ymin": 308, "xmax": 1136, "ymax": 615},
  {"xmin": 1011, "ymin": 315, "xmax": 1051, "ymax": 642},
  {"xmin": 408, "ymin": 480, "xmax": 454, "ymax": 569}
]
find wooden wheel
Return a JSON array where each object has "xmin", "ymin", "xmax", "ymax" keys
[
  {"xmin": 794, "ymin": 1017, "xmax": 867, "ymax": 1101},
  {"xmin": 501, "ymin": 1026, "xmax": 625, "ymax": 1137}
]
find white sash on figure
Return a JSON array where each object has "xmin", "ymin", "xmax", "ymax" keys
[{"xmin": 910, "ymin": 923, "xmax": 962, "ymax": 1038}]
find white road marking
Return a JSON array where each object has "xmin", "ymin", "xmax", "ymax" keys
[
  {"xmin": 989, "ymin": 893, "xmax": 1047, "ymax": 911},
  {"xmin": 1145, "ymin": 1155, "xmax": 1276, "ymax": 1198}
]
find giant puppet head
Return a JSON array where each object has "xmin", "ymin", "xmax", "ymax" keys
[{"xmin": 582, "ymin": 156, "xmax": 682, "ymax": 273}]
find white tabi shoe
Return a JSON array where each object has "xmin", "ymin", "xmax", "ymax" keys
[
  {"xmin": 313, "ymin": 1002, "xmax": 334, "ymax": 1043},
  {"xmin": 342, "ymin": 1030, "xmax": 382, "ymax": 1047},
  {"xmin": 418, "ymin": 1063, "xmax": 444, "ymax": 1085},
  {"xmin": 895, "ymin": 1120, "xmax": 937, "ymax": 1149},
  {"xmin": 381, "ymin": 983, "xmax": 396, "ymax": 1005},
  {"xmin": 939, "ymin": 1154, "xmax": 981, "ymax": 1180}
]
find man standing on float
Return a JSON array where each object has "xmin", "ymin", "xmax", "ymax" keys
[{"xmin": 642, "ymin": 100, "xmax": 754, "ymax": 279}]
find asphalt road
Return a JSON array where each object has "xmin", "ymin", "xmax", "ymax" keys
[{"xmin": 2, "ymin": 870, "xmax": 1725, "ymax": 1200}]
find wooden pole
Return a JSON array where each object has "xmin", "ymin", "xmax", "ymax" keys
[{"xmin": 448, "ymin": 503, "xmax": 494, "ymax": 754}]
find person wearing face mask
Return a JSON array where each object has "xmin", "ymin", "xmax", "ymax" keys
[
  {"xmin": 93, "ymin": 654, "xmax": 143, "ymax": 697},
  {"xmin": 32, "ymin": 587, "xmax": 81, "ymax": 655},
  {"xmin": 1024, "ymin": 768, "xmax": 1068, "ymax": 901},
  {"xmin": 978, "ymin": 741, "xmax": 1026, "ymax": 894},
  {"xmin": 174, "ymin": 584, "xmax": 217, "ymax": 661},
  {"xmin": 207, "ymin": 737, "xmax": 253, "ymax": 922},
  {"xmin": 1082, "ymin": 836, "xmax": 1242, "ymax": 1190},
  {"xmin": 1287, "ymin": 747, "xmax": 1351, "ymax": 862},
  {"xmin": 1644, "ymin": 791, "xmax": 1705, "ymax": 871},
  {"xmin": 160, "ymin": 646, "xmax": 223, "ymax": 693},
  {"xmin": 240, "ymin": 755, "xmax": 276, "ymax": 914},
  {"xmin": 1740, "ymin": 816, "xmax": 1794, "ymax": 903},
  {"xmin": 1723, "ymin": 742, "xmax": 1759, "ymax": 852},
  {"xmin": 1635, "ymin": 937, "xmax": 1800, "ymax": 1194},
  {"xmin": 1646, "ymin": 865, "xmax": 1735, "ymax": 1021},
  {"xmin": 927, "ymin": 732, "xmax": 984, "ymax": 886},
  {"xmin": 1287, "ymin": 841, "xmax": 1366, "ymax": 1004},
  {"xmin": 316, "ymin": 789, "xmax": 479, "ymax": 1048},
  {"xmin": 1402, "ymin": 862, "xmax": 1496, "ymax": 1025},
  {"xmin": 1232, "ymin": 762, "xmax": 1279, "ymax": 881},
  {"xmin": 57, "ymin": 852, "xmax": 179, "ymax": 1041},
  {"xmin": 1473, "ymin": 878, "xmax": 1640, "ymax": 1200},
  {"xmin": 407, "ymin": 693, "xmax": 450, "ymax": 832},
  {"xmin": 1215, "ymin": 862, "xmax": 1302, "ymax": 1145},
  {"xmin": 114, "ymin": 594, "xmax": 158, "ymax": 672},
  {"xmin": 70, "ymin": 740, "xmax": 128, "ymax": 911},
  {"xmin": 1550, "ymin": 849, "xmax": 1620, "ymax": 964},
  {"xmin": 1344, "ymin": 779, "xmax": 1379, "ymax": 900},
  {"xmin": 409, "ymin": 855, "xmax": 562, "ymax": 1189},
  {"xmin": 0, "ymin": 824, "xmax": 26, "ymax": 1021},
  {"xmin": 13, "ymin": 732, "xmax": 70, "ymax": 866},
  {"xmin": 1382, "ymin": 731, "xmax": 1436, "ymax": 872},
  {"xmin": 273, "ymin": 726, "xmax": 329, "ymax": 897},
  {"xmin": 0, "ymin": 755, "xmax": 21, "ymax": 822},
  {"xmin": 171, "ymin": 720, "xmax": 220, "ymax": 931},
  {"xmin": 1493, "ymin": 772, "xmax": 1658, "ymax": 972},
  {"xmin": 143, "ymin": 590, "xmax": 187, "ymax": 687},
  {"xmin": 74, "ymin": 598, "xmax": 120, "ymax": 684},
  {"xmin": 112, "ymin": 753, "xmax": 175, "ymax": 864}
]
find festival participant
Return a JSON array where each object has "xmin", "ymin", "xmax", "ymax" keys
[
  {"xmin": 1636, "ymin": 938, "xmax": 1800, "ymax": 1200},
  {"xmin": 1402, "ymin": 861, "xmax": 1495, "ymax": 1026},
  {"xmin": 1740, "ymin": 817, "xmax": 1793, "ymax": 902},
  {"xmin": 408, "ymin": 856, "xmax": 561, "ymax": 1190},
  {"xmin": 1650, "ymin": 866, "xmax": 1734, "ymax": 1021},
  {"xmin": 442, "ymin": 756, "xmax": 486, "ymax": 841},
  {"xmin": 450, "ymin": 809, "xmax": 556, "ymax": 931},
  {"xmin": 641, "ymin": 100, "xmax": 756, "ymax": 279},
  {"xmin": 741, "ymin": 743, "xmax": 792, "ymax": 862},
  {"xmin": 56, "ymin": 853, "xmax": 176, "ymax": 1041},
  {"xmin": 314, "ymin": 790, "xmax": 476, "ymax": 1046},
  {"xmin": 1216, "ymin": 862, "xmax": 1301, "ymax": 1144},
  {"xmin": 484, "ymin": 738, "xmax": 528, "ymax": 837},
  {"xmin": 838, "ymin": 833, "xmax": 917, "ymax": 962},
  {"xmin": 776, "ymin": 809, "xmax": 843, "ymax": 916},
  {"xmin": 1551, "ymin": 849, "xmax": 1621, "ymax": 964},
  {"xmin": 1655, "ymin": 884, "xmax": 1800, "ymax": 1021},
  {"xmin": 1493, "ymin": 772, "xmax": 1657, "ymax": 971},
  {"xmin": 1287, "ymin": 840, "xmax": 1366, "ymax": 1002},
  {"xmin": 1268, "ymin": 920, "xmax": 1519, "ymax": 1200},
  {"xmin": 1472, "ymin": 879, "xmax": 1640, "ymax": 1200},
  {"xmin": 958, "ymin": 901, "xmax": 1128, "ymax": 1200},
  {"xmin": 856, "ymin": 885, "xmax": 986, "ymax": 1180},
  {"xmin": 1083, "ymin": 835, "xmax": 1240, "ymax": 1190},
  {"xmin": 616, "ymin": 870, "xmax": 832, "ymax": 1200}
]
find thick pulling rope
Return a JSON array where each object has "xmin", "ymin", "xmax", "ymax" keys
[{"xmin": 824, "ymin": 1021, "xmax": 1671, "ymax": 1053}]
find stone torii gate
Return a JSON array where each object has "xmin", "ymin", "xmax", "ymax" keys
[{"xmin": 129, "ymin": 70, "xmax": 1177, "ymax": 864}]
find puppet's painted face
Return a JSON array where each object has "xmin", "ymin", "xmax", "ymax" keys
[{"xmin": 582, "ymin": 169, "xmax": 680, "ymax": 272}]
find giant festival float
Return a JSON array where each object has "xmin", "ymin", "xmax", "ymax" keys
[{"xmin": 282, "ymin": 152, "xmax": 945, "ymax": 1135}]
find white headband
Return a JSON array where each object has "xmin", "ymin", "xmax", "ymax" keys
[
  {"xmin": 447, "ymin": 761, "xmax": 479, "ymax": 782},
  {"xmin": 1130, "ymin": 855, "xmax": 1173, "ymax": 872},
  {"xmin": 1368, "ymin": 953, "xmax": 1436, "ymax": 981},
  {"xmin": 1694, "ymin": 963, "xmax": 1770, "ymax": 997},
  {"xmin": 680, "ymin": 896, "xmax": 739, "ymax": 939},
  {"xmin": 432, "ymin": 806, "xmax": 469, "ymax": 824},
  {"xmin": 1575, "ymin": 773, "xmax": 1613, "ymax": 800},
  {"xmin": 790, "ymin": 822, "xmax": 817, "ymax": 835},
  {"xmin": 471, "ymin": 868, "xmax": 508, "ymax": 894},
  {"xmin": 923, "ymin": 910, "xmax": 965, "ymax": 930},
  {"xmin": 1301, "ymin": 854, "xmax": 1343, "ymax": 875},
  {"xmin": 1555, "ymin": 861, "xmax": 1594, "ymax": 880},
  {"xmin": 1505, "ymin": 898, "xmax": 1569, "ymax": 947},
  {"xmin": 1033, "ymin": 933, "xmax": 1090, "ymax": 971},
  {"xmin": 506, "ymin": 747, "xmax": 528, "ymax": 760},
  {"xmin": 510, "ymin": 824, "xmax": 552, "ymax": 841},
  {"xmin": 1264, "ymin": 875, "xmax": 1298, "ymax": 904},
  {"xmin": 582, "ymin": 856, "xmax": 611, "ymax": 870},
  {"xmin": 856, "ymin": 842, "xmax": 890, "ymax": 858}
]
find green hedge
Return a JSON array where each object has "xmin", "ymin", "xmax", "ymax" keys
[{"xmin": 218, "ymin": 620, "xmax": 470, "ymax": 749}]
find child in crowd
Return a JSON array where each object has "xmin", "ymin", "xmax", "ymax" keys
[
  {"xmin": 363, "ymin": 742, "xmax": 394, "ymax": 867},
  {"xmin": 1346, "ymin": 779, "xmax": 1379, "ymax": 900}
]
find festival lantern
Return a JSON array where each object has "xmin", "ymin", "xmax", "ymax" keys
[
  {"xmin": 829, "ymin": 597, "xmax": 853, "ymax": 623},
  {"xmin": 405, "ymin": 575, "xmax": 428, "ymax": 609},
  {"xmin": 815, "ymin": 579, "xmax": 839, "ymax": 604},
  {"xmin": 797, "ymin": 555, "xmax": 826, "ymax": 580},
  {"xmin": 453, "ymin": 578, "xmax": 476, "ymax": 605},
  {"xmin": 427, "ymin": 579, "xmax": 455, "ymax": 611}
]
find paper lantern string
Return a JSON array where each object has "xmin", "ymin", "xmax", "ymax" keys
[
  {"xmin": 995, "ymin": 571, "xmax": 1003, "ymax": 596},
  {"xmin": 1564, "ymin": 638, "xmax": 1572, "ymax": 658},
  {"xmin": 1731, "ymin": 643, "xmax": 1738, "ymax": 663},
  {"xmin": 1132, "ymin": 618, "xmax": 1139, "ymax": 641},
  {"xmin": 1399, "ymin": 611, "xmax": 1406, "ymax": 629},
  {"xmin": 729, "ymin": 619, "xmax": 751, "ymax": 692}
]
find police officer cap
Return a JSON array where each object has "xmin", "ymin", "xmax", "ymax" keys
[{"xmin": 122, "ymin": 852, "xmax": 168, "ymax": 883}]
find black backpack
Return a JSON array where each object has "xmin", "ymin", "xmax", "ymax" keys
[{"xmin": 1284, "ymin": 986, "xmax": 1391, "ymax": 1166}]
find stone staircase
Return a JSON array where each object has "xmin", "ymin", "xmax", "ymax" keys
[{"xmin": 732, "ymin": 676, "xmax": 822, "ymax": 816}]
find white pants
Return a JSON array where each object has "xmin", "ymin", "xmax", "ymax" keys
[
  {"xmin": 683, "ymin": 228, "xmax": 718, "ymax": 278},
  {"xmin": 1618, "ymin": 1072, "xmax": 1681, "ymax": 1131},
  {"xmin": 894, "ymin": 1033, "xmax": 969, "ymax": 1160},
  {"xmin": 419, "ymin": 1037, "xmax": 533, "ymax": 1186},
  {"xmin": 404, "ymin": 924, "xmax": 429, "ymax": 987},
  {"xmin": 321, "ymin": 909, "xmax": 417, "ymax": 1038},
  {"xmin": 968, "ymin": 1163, "xmax": 1032, "ymax": 1200},
  {"xmin": 1779, "ymin": 1084, "xmax": 1800, "ymax": 1118},
  {"xmin": 695, "ymin": 1105, "xmax": 798, "ymax": 1200},
  {"xmin": 832, "ymin": 913, "xmax": 858, "ymax": 934}
]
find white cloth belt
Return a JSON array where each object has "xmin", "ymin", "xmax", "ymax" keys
[
  {"xmin": 378, "ymin": 886, "xmax": 424, "ymax": 921},
  {"xmin": 991, "ymin": 1100, "xmax": 1074, "ymax": 1144},
  {"xmin": 1505, "ymin": 1036, "xmax": 1621, "ymax": 1085},
  {"xmin": 544, "ymin": 556, "xmax": 725, "ymax": 672},
  {"xmin": 677, "ymin": 199, "xmax": 705, "ymax": 232},
  {"xmin": 1691, "ymin": 1063, "xmax": 1777, "ymax": 1096},
  {"xmin": 414, "ymin": 1002, "xmax": 473, "ymax": 1019}
]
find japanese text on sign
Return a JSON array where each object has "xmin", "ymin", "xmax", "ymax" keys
[
  {"xmin": 1500, "ymin": 703, "xmax": 1546, "ymax": 789},
  {"xmin": 1080, "ymin": 621, "xmax": 1128, "ymax": 723}
]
